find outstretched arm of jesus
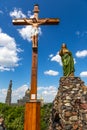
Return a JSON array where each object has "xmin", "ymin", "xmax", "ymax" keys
[
  {"xmin": 23, "ymin": 18, "xmax": 33, "ymax": 25},
  {"xmin": 38, "ymin": 18, "xmax": 49, "ymax": 25}
]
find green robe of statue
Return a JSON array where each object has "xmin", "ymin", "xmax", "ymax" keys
[{"xmin": 61, "ymin": 52, "xmax": 75, "ymax": 76}]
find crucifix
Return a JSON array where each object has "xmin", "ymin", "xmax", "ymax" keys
[
  {"xmin": 13, "ymin": 4, "xmax": 60, "ymax": 101},
  {"xmin": 12, "ymin": 4, "xmax": 60, "ymax": 130}
]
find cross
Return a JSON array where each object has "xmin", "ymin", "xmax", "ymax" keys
[{"xmin": 12, "ymin": 4, "xmax": 60, "ymax": 101}]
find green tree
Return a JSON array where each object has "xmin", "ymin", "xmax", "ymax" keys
[{"xmin": 0, "ymin": 103, "xmax": 52, "ymax": 130}]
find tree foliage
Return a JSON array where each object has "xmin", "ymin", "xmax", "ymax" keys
[
  {"xmin": 0, "ymin": 103, "xmax": 24, "ymax": 130},
  {"xmin": 0, "ymin": 103, "xmax": 52, "ymax": 130},
  {"xmin": 41, "ymin": 103, "xmax": 52, "ymax": 130}
]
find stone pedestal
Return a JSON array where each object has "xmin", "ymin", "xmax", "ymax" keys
[
  {"xmin": 24, "ymin": 101, "xmax": 40, "ymax": 130},
  {"xmin": 49, "ymin": 77, "xmax": 87, "ymax": 130}
]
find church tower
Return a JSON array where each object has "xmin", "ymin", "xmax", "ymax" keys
[{"xmin": 5, "ymin": 80, "xmax": 12, "ymax": 105}]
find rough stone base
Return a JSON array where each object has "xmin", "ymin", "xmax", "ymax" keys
[{"xmin": 48, "ymin": 77, "xmax": 87, "ymax": 130}]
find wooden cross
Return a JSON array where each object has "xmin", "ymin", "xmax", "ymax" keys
[{"xmin": 12, "ymin": 4, "xmax": 60, "ymax": 101}]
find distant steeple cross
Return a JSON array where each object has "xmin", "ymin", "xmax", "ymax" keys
[{"xmin": 12, "ymin": 4, "xmax": 60, "ymax": 101}]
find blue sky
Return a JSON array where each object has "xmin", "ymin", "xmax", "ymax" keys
[{"xmin": 0, "ymin": 0, "xmax": 87, "ymax": 103}]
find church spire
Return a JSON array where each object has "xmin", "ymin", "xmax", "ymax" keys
[{"xmin": 5, "ymin": 80, "xmax": 12, "ymax": 105}]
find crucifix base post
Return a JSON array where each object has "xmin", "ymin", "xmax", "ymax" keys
[{"xmin": 24, "ymin": 101, "xmax": 41, "ymax": 130}]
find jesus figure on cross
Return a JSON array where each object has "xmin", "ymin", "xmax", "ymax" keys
[{"xmin": 24, "ymin": 18, "xmax": 48, "ymax": 48}]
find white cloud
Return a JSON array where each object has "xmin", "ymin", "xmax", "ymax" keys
[
  {"xmin": 75, "ymin": 31, "xmax": 80, "ymax": 36},
  {"xmin": 27, "ymin": 11, "xmax": 34, "ymax": 18},
  {"xmin": 10, "ymin": 8, "xmax": 42, "ymax": 42},
  {"xmin": 0, "ymin": 88, "xmax": 7, "ymax": 103},
  {"xmin": 75, "ymin": 30, "xmax": 87, "ymax": 37},
  {"xmin": 0, "ymin": 84, "xmax": 28, "ymax": 103},
  {"xmin": 44, "ymin": 70, "xmax": 59, "ymax": 76},
  {"xmin": 10, "ymin": 8, "xmax": 26, "ymax": 18},
  {"xmin": 49, "ymin": 54, "xmax": 54, "ymax": 58},
  {"xmin": 80, "ymin": 71, "xmax": 87, "ymax": 77},
  {"xmin": 76, "ymin": 50, "xmax": 87, "ymax": 58},
  {"xmin": 38, "ymin": 86, "xmax": 57, "ymax": 102},
  {"xmin": 12, "ymin": 84, "xmax": 28, "ymax": 102},
  {"xmin": 49, "ymin": 51, "xmax": 62, "ymax": 65},
  {"xmin": 18, "ymin": 26, "xmax": 32, "ymax": 42},
  {"xmin": 0, "ymin": 84, "xmax": 57, "ymax": 103},
  {"xmin": 0, "ymin": 10, "xmax": 3, "ymax": 14},
  {"xmin": 0, "ymin": 28, "xmax": 21, "ymax": 71},
  {"xmin": 10, "ymin": 8, "xmax": 34, "ymax": 19},
  {"xmin": 18, "ymin": 26, "xmax": 42, "ymax": 42},
  {"xmin": 74, "ymin": 58, "xmax": 76, "ymax": 64}
]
